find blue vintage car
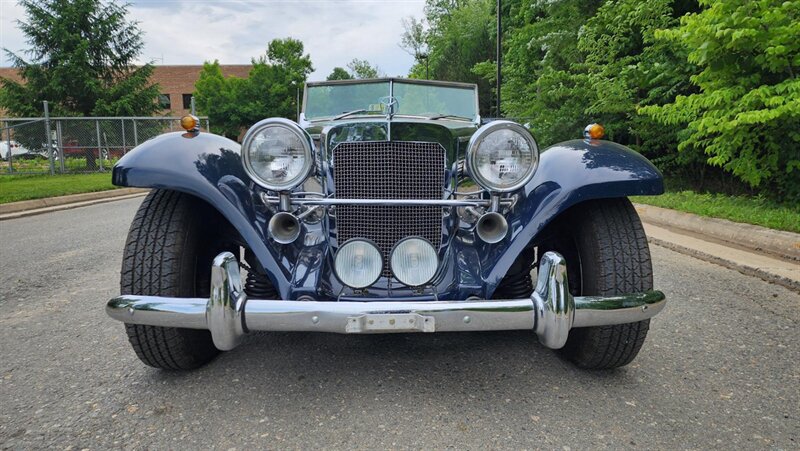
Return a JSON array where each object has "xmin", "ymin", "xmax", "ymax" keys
[{"xmin": 107, "ymin": 78, "xmax": 666, "ymax": 370}]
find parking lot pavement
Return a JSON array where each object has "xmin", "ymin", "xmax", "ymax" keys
[{"xmin": 1, "ymin": 197, "xmax": 798, "ymax": 449}]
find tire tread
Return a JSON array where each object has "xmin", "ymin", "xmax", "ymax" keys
[
  {"xmin": 560, "ymin": 198, "xmax": 653, "ymax": 369},
  {"xmin": 121, "ymin": 190, "xmax": 218, "ymax": 370}
]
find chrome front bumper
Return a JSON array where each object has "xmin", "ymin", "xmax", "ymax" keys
[{"xmin": 106, "ymin": 251, "xmax": 666, "ymax": 351}]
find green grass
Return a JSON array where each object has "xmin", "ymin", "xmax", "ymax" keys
[
  {"xmin": 634, "ymin": 190, "xmax": 800, "ymax": 233},
  {"xmin": 2, "ymin": 156, "xmax": 120, "ymax": 173},
  {"xmin": 0, "ymin": 173, "xmax": 119, "ymax": 204}
]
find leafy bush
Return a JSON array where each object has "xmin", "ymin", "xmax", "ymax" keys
[
  {"xmin": 414, "ymin": 0, "xmax": 799, "ymax": 202},
  {"xmin": 640, "ymin": 0, "xmax": 800, "ymax": 202}
]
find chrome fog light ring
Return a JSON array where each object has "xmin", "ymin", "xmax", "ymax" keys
[
  {"xmin": 334, "ymin": 238, "xmax": 384, "ymax": 289},
  {"xmin": 389, "ymin": 237, "xmax": 439, "ymax": 287}
]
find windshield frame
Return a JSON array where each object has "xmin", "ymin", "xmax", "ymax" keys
[{"xmin": 301, "ymin": 78, "xmax": 480, "ymax": 123}]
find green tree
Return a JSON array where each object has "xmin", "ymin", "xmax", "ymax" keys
[
  {"xmin": 400, "ymin": 16, "xmax": 430, "ymax": 77},
  {"xmin": 641, "ymin": 0, "xmax": 800, "ymax": 200},
  {"xmin": 263, "ymin": 38, "xmax": 314, "ymax": 82},
  {"xmin": 501, "ymin": 0, "xmax": 700, "ymax": 152},
  {"xmin": 576, "ymin": 0, "xmax": 699, "ymax": 160},
  {"xmin": 408, "ymin": 0, "xmax": 496, "ymax": 115},
  {"xmin": 346, "ymin": 58, "xmax": 383, "ymax": 79},
  {"xmin": 193, "ymin": 61, "xmax": 247, "ymax": 139},
  {"xmin": 327, "ymin": 67, "xmax": 353, "ymax": 80},
  {"xmin": 500, "ymin": 0, "xmax": 601, "ymax": 143},
  {"xmin": 193, "ymin": 38, "xmax": 314, "ymax": 138},
  {"xmin": 0, "ymin": 0, "xmax": 159, "ymax": 117},
  {"xmin": 249, "ymin": 37, "xmax": 314, "ymax": 121}
]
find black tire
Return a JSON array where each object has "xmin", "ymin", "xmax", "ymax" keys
[
  {"xmin": 551, "ymin": 198, "xmax": 653, "ymax": 369},
  {"xmin": 120, "ymin": 190, "xmax": 222, "ymax": 370}
]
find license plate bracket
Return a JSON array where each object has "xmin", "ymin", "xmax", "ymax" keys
[{"xmin": 345, "ymin": 313, "xmax": 435, "ymax": 333}]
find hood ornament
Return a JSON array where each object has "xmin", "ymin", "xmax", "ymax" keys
[{"xmin": 379, "ymin": 96, "xmax": 399, "ymax": 120}]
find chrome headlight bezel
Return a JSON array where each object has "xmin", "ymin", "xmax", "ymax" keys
[
  {"xmin": 241, "ymin": 118, "xmax": 314, "ymax": 191},
  {"xmin": 465, "ymin": 120, "xmax": 539, "ymax": 193}
]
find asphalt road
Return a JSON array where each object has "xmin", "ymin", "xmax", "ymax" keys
[{"xmin": 1, "ymin": 197, "xmax": 798, "ymax": 449}]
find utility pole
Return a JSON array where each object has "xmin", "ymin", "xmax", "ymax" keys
[
  {"xmin": 418, "ymin": 52, "xmax": 429, "ymax": 79},
  {"xmin": 496, "ymin": 0, "xmax": 502, "ymax": 118}
]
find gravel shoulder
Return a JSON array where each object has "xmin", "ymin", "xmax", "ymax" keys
[{"xmin": 0, "ymin": 198, "xmax": 798, "ymax": 449}]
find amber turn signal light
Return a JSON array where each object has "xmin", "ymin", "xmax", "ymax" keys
[
  {"xmin": 583, "ymin": 123, "xmax": 605, "ymax": 140},
  {"xmin": 180, "ymin": 115, "xmax": 199, "ymax": 132}
]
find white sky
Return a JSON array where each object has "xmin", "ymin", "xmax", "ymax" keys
[{"xmin": 0, "ymin": 0, "xmax": 426, "ymax": 80}]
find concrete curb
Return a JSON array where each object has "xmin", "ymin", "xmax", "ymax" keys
[
  {"xmin": 634, "ymin": 203, "xmax": 800, "ymax": 262},
  {"xmin": 647, "ymin": 236, "xmax": 799, "ymax": 293},
  {"xmin": 0, "ymin": 188, "xmax": 149, "ymax": 214},
  {"xmin": 0, "ymin": 188, "xmax": 149, "ymax": 220}
]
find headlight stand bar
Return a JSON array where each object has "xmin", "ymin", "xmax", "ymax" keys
[{"xmin": 260, "ymin": 194, "xmax": 512, "ymax": 208}]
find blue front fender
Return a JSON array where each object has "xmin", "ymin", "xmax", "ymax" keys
[
  {"xmin": 112, "ymin": 132, "xmax": 292, "ymax": 299},
  {"xmin": 480, "ymin": 139, "xmax": 663, "ymax": 296}
]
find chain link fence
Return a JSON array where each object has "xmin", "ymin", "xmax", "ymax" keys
[{"xmin": 1, "ymin": 115, "xmax": 210, "ymax": 175}]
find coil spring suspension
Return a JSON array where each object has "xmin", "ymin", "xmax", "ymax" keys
[
  {"xmin": 244, "ymin": 271, "xmax": 278, "ymax": 299},
  {"xmin": 493, "ymin": 271, "xmax": 533, "ymax": 299}
]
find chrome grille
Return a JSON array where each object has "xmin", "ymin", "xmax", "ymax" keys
[{"xmin": 333, "ymin": 141, "xmax": 445, "ymax": 277}]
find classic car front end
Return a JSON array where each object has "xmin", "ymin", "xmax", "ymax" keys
[{"xmin": 107, "ymin": 78, "xmax": 666, "ymax": 370}]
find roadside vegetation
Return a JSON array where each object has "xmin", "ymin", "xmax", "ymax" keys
[
  {"xmin": 403, "ymin": 0, "xmax": 799, "ymax": 204},
  {"xmin": 1, "ymin": 156, "xmax": 119, "ymax": 174},
  {"xmin": 0, "ymin": 173, "xmax": 117, "ymax": 204},
  {"xmin": 634, "ymin": 190, "xmax": 800, "ymax": 233}
]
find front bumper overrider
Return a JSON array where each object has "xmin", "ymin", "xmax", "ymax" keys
[{"xmin": 106, "ymin": 251, "xmax": 666, "ymax": 351}]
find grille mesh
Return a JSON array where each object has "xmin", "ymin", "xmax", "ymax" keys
[{"xmin": 333, "ymin": 141, "xmax": 445, "ymax": 277}]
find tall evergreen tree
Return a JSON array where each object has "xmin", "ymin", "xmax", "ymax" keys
[{"xmin": 0, "ymin": 0, "xmax": 160, "ymax": 117}]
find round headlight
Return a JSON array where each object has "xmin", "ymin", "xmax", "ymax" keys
[
  {"xmin": 466, "ymin": 120, "xmax": 539, "ymax": 192},
  {"xmin": 334, "ymin": 239, "xmax": 383, "ymax": 289},
  {"xmin": 241, "ymin": 118, "xmax": 313, "ymax": 191},
  {"xmin": 390, "ymin": 237, "xmax": 438, "ymax": 287}
]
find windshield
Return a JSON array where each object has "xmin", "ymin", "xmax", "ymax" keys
[
  {"xmin": 304, "ymin": 80, "xmax": 477, "ymax": 121},
  {"xmin": 305, "ymin": 81, "xmax": 389, "ymax": 120}
]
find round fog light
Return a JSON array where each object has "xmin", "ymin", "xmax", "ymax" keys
[
  {"xmin": 390, "ymin": 237, "xmax": 438, "ymax": 287},
  {"xmin": 334, "ymin": 239, "xmax": 383, "ymax": 289}
]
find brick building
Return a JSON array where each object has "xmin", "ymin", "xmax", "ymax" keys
[
  {"xmin": 0, "ymin": 64, "xmax": 252, "ymax": 116},
  {"xmin": 150, "ymin": 65, "xmax": 251, "ymax": 115}
]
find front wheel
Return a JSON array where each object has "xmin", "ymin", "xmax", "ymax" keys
[
  {"xmin": 543, "ymin": 198, "xmax": 654, "ymax": 369},
  {"xmin": 120, "ymin": 190, "xmax": 225, "ymax": 370}
]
